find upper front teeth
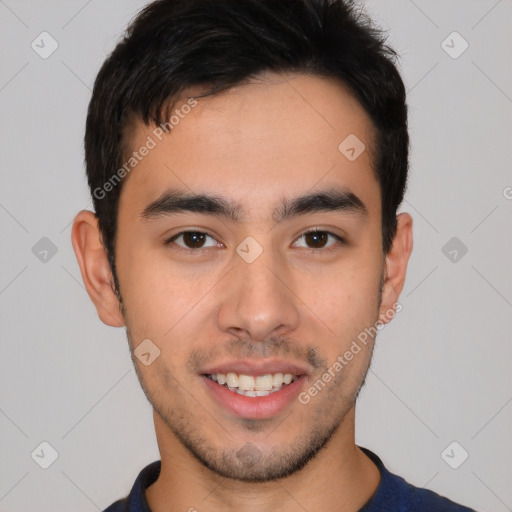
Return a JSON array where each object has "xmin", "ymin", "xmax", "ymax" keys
[{"xmin": 211, "ymin": 372, "xmax": 296, "ymax": 391}]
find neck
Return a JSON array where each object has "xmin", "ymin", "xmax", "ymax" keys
[{"xmin": 146, "ymin": 407, "xmax": 380, "ymax": 512}]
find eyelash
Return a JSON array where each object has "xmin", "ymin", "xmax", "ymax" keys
[{"xmin": 163, "ymin": 229, "xmax": 345, "ymax": 255}]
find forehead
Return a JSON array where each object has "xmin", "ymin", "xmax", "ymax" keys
[{"xmin": 118, "ymin": 71, "xmax": 380, "ymax": 222}]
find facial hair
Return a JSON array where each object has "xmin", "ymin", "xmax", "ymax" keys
[{"xmin": 123, "ymin": 269, "xmax": 385, "ymax": 482}]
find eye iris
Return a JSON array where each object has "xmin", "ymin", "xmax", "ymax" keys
[
  {"xmin": 177, "ymin": 231, "xmax": 332, "ymax": 250},
  {"xmin": 305, "ymin": 231, "xmax": 327, "ymax": 248},
  {"xmin": 183, "ymin": 232, "xmax": 206, "ymax": 248}
]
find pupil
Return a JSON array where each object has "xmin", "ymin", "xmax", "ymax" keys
[
  {"xmin": 184, "ymin": 232, "xmax": 205, "ymax": 248},
  {"xmin": 306, "ymin": 231, "xmax": 327, "ymax": 248},
  {"xmin": 182, "ymin": 232, "xmax": 327, "ymax": 250}
]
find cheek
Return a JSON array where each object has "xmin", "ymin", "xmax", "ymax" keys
[
  {"xmin": 117, "ymin": 246, "xmax": 193, "ymax": 337},
  {"xmin": 118, "ymin": 246, "xmax": 223, "ymax": 369},
  {"xmin": 304, "ymin": 259, "xmax": 381, "ymax": 326},
  {"xmin": 297, "ymin": 262, "xmax": 382, "ymax": 380}
]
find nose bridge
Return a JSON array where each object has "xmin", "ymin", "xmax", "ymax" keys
[
  {"xmin": 217, "ymin": 237, "xmax": 300, "ymax": 341},
  {"xmin": 238, "ymin": 241, "xmax": 283, "ymax": 296}
]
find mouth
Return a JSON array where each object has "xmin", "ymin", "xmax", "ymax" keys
[
  {"xmin": 199, "ymin": 361, "xmax": 309, "ymax": 420},
  {"xmin": 204, "ymin": 372, "xmax": 299, "ymax": 397}
]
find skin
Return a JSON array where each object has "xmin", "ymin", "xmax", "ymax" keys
[{"xmin": 72, "ymin": 71, "xmax": 413, "ymax": 511}]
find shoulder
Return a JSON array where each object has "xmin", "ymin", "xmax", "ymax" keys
[
  {"xmin": 101, "ymin": 460, "xmax": 161, "ymax": 512},
  {"xmin": 407, "ymin": 482, "xmax": 477, "ymax": 511},
  {"xmin": 103, "ymin": 498, "xmax": 129, "ymax": 512},
  {"xmin": 359, "ymin": 447, "xmax": 477, "ymax": 512}
]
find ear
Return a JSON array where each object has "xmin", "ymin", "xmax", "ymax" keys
[
  {"xmin": 378, "ymin": 212, "xmax": 413, "ymax": 325},
  {"xmin": 71, "ymin": 210, "xmax": 125, "ymax": 327}
]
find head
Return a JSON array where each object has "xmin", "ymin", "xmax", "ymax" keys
[{"xmin": 72, "ymin": 0, "xmax": 412, "ymax": 482}]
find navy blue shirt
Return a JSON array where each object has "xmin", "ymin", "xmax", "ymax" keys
[{"xmin": 103, "ymin": 447, "xmax": 476, "ymax": 511}]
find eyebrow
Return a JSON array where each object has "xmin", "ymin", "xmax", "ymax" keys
[{"xmin": 140, "ymin": 186, "xmax": 368, "ymax": 224}]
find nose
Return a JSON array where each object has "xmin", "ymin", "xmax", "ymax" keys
[{"xmin": 216, "ymin": 244, "xmax": 300, "ymax": 343}]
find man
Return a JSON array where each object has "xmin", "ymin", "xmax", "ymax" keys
[{"xmin": 71, "ymin": 0, "xmax": 477, "ymax": 510}]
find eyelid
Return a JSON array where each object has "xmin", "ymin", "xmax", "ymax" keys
[
  {"xmin": 163, "ymin": 228, "xmax": 346, "ymax": 253},
  {"xmin": 164, "ymin": 229, "xmax": 221, "ymax": 251},
  {"xmin": 292, "ymin": 228, "xmax": 345, "ymax": 253}
]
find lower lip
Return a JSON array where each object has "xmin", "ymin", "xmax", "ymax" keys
[{"xmin": 201, "ymin": 375, "xmax": 306, "ymax": 420}]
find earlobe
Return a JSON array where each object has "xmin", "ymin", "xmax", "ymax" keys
[
  {"xmin": 71, "ymin": 210, "xmax": 125, "ymax": 327},
  {"xmin": 378, "ymin": 212, "xmax": 413, "ymax": 324}
]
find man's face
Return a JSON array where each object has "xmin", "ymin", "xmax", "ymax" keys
[{"xmin": 114, "ymin": 72, "xmax": 387, "ymax": 481}]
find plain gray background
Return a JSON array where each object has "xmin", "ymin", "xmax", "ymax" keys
[{"xmin": 1, "ymin": 0, "xmax": 511, "ymax": 511}]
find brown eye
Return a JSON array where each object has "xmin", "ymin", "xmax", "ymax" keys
[
  {"xmin": 304, "ymin": 231, "xmax": 328, "ymax": 249},
  {"xmin": 181, "ymin": 232, "xmax": 206, "ymax": 249},
  {"xmin": 293, "ymin": 230, "xmax": 344, "ymax": 252},
  {"xmin": 165, "ymin": 231, "xmax": 219, "ymax": 250}
]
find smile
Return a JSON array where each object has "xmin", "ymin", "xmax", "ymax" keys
[{"xmin": 205, "ymin": 372, "xmax": 299, "ymax": 397}]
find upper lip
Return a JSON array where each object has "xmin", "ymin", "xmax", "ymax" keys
[{"xmin": 200, "ymin": 358, "xmax": 310, "ymax": 377}]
